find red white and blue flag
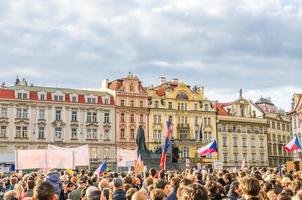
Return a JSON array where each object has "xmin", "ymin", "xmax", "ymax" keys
[
  {"xmin": 197, "ymin": 140, "xmax": 218, "ymax": 156},
  {"xmin": 94, "ymin": 160, "xmax": 107, "ymax": 176},
  {"xmin": 160, "ymin": 120, "xmax": 174, "ymax": 170},
  {"xmin": 284, "ymin": 134, "xmax": 302, "ymax": 152}
]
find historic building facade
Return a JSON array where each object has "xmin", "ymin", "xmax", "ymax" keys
[
  {"xmin": 215, "ymin": 92, "xmax": 269, "ymax": 167},
  {"xmin": 255, "ymin": 97, "xmax": 292, "ymax": 167},
  {"xmin": 102, "ymin": 74, "xmax": 149, "ymax": 149},
  {"xmin": 147, "ymin": 77, "xmax": 217, "ymax": 163},
  {"xmin": 0, "ymin": 78, "xmax": 116, "ymax": 165},
  {"xmin": 288, "ymin": 93, "xmax": 302, "ymax": 159}
]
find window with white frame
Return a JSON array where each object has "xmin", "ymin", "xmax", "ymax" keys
[
  {"xmin": 130, "ymin": 100, "xmax": 134, "ymax": 107},
  {"xmin": 120, "ymin": 113, "xmax": 125, "ymax": 122},
  {"xmin": 87, "ymin": 97, "xmax": 96, "ymax": 104},
  {"xmin": 90, "ymin": 147, "xmax": 97, "ymax": 159},
  {"xmin": 222, "ymin": 136, "xmax": 227, "ymax": 147},
  {"xmin": 40, "ymin": 94, "xmax": 45, "ymax": 101},
  {"xmin": 104, "ymin": 113, "xmax": 110, "ymax": 123},
  {"xmin": 0, "ymin": 126, "xmax": 6, "ymax": 138},
  {"xmin": 16, "ymin": 108, "xmax": 28, "ymax": 119},
  {"xmin": 71, "ymin": 111, "xmax": 77, "ymax": 122},
  {"xmin": 38, "ymin": 127, "xmax": 45, "ymax": 139},
  {"xmin": 71, "ymin": 95, "xmax": 77, "ymax": 102},
  {"xmin": 54, "ymin": 95, "xmax": 64, "ymax": 102},
  {"xmin": 87, "ymin": 112, "xmax": 97, "ymax": 122},
  {"xmin": 39, "ymin": 109, "xmax": 45, "ymax": 120},
  {"xmin": 1, "ymin": 107, "xmax": 7, "ymax": 118},
  {"xmin": 154, "ymin": 101, "xmax": 159, "ymax": 108},
  {"xmin": 104, "ymin": 96, "xmax": 110, "ymax": 104},
  {"xmin": 87, "ymin": 128, "xmax": 97, "ymax": 139},
  {"xmin": 120, "ymin": 129, "xmax": 125, "ymax": 139},
  {"xmin": 140, "ymin": 101, "xmax": 144, "ymax": 107},
  {"xmin": 17, "ymin": 92, "xmax": 28, "ymax": 99},
  {"xmin": 71, "ymin": 128, "xmax": 77, "ymax": 139},
  {"xmin": 55, "ymin": 127, "xmax": 62, "ymax": 139},
  {"xmin": 16, "ymin": 126, "xmax": 27, "ymax": 138},
  {"xmin": 130, "ymin": 114, "xmax": 135, "ymax": 123},
  {"xmin": 55, "ymin": 110, "xmax": 61, "ymax": 121},
  {"xmin": 120, "ymin": 99, "xmax": 125, "ymax": 106},
  {"xmin": 140, "ymin": 114, "xmax": 144, "ymax": 123}
]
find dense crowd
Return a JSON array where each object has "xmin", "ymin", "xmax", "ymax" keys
[{"xmin": 1, "ymin": 167, "xmax": 302, "ymax": 200}]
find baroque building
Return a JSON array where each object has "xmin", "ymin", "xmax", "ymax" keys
[
  {"xmin": 255, "ymin": 97, "xmax": 292, "ymax": 167},
  {"xmin": 147, "ymin": 77, "xmax": 217, "ymax": 163},
  {"xmin": 215, "ymin": 91, "xmax": 269, "ymax": 167},
  {"xmin": 102, "ymin": 74, "xmax": 149, "ymax": 149},
  {"xmin": 0, "ymin": 78, "xmax": 116, "ymax": 166},
  {"xmin": 288, "ymin": 93, "xmax": 302, "ymax": 159}
]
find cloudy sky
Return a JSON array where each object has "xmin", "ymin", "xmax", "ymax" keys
[{"xmin": 1, "ymin": 0, "xmax": 302, "ymax": 110}]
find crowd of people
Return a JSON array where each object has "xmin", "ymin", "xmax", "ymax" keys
[{"xmin": 1, "ymin": 167, "xmax": 302, "ymax": 200}]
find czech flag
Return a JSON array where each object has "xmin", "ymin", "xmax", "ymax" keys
[
  {"xmin": 160, "ymin": 120, "xmax": 174, "ymax": 170},
  {"xmin": 94, "ymin": 160, "xmax": 107, "ymax": 176},
  {"xmin": 284, "ymin": 134, "xmax": 302, "ymax": 152},
  {"xmin": 197, "ymin": 140, "xmax": 218, "ymax": 156}
]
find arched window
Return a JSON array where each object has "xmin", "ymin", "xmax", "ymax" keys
[
  {"xmin": 176, "ymin": 92, "xmax": 189, "ymax": 100},
  {"xmin": 204, "ymin": 104, "xmax": 209, "ymax": 111}
]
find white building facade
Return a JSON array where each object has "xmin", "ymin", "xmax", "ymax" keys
[{"xmin": 0, "ymin": 80, "xmax": 116, "ymax": 166}]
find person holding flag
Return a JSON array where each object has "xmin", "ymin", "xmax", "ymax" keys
[
  {"xmin": 94, "ymin": 159, "xmax": 108, "ymax": 176},
  {"xmin": 160, "ymin": 120, "xmax": 174, "ymax": 170}
]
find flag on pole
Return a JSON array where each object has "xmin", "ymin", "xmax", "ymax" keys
[
  {"xmin": 199, "ymin": 123, "xmax": 203, "ymax": 141},
  {"xmin": 284, "ymin": 134, "xmax": 302, "ymax": 152},
  {"xmin": 197, "ymin": 140, "xmax": 218, "ymax": 156},
  {"xmin": 160, "ymin": 120, "xmax": 174, "ymax": 170},
  {"xmin": 94, "ymin": 160, "xmax": 107, "ymax": 176}
]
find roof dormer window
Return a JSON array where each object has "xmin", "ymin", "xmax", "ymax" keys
[
  {"xmin": 71, "ymin": 95, "xmax": 78, "ymax": 103},
  {"xmin": 17, "ymin": 92, "xmax": 28, "ymax": 100},
  {"xmin": 87, "ymin": 97, "xmax": 96, "ymax": 104},
  {"xmin": 54, "ymin": 95, "xmax": 64, "ymax": 102}
]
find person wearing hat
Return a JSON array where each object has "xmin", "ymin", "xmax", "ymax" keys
[
  {"xmin": 112, "ymin": 177, "xmax": 126, "ymax": 200},
  {"xmin": 69, "ymin": 177, "xmax": 87, "ymax": 200}
]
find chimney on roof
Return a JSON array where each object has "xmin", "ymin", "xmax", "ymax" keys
[
  {"xmin": 101, "ymin": 79, "xmax": 109, "ymax": 89},
  {"xmin": 159, "ymin": 77, "xmax": 166, "ymax": 85}
]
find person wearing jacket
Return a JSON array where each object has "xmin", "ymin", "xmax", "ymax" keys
[
  {"xmin": 46, "ymin": 170, "xmax": 62, "ymax": 199},
  {"xmin": 227, "ymin": 181, "xmax": 241, "ymax": 200},
  {"xmin": 112, "ymin": 178, "xmax": 126, "ymax": 200}
]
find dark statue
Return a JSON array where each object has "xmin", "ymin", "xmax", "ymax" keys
[{"xmin": 136, "ymin": 126, "xmax": 150, "ymax": 156}]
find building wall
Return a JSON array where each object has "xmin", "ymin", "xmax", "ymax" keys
[
  {"xmin": 105, "ymin": 74, "xmax": 149, "ymax": 149},
  {"xmin": 0, "ymin": 85, "xmax": 116, "ymax": 166},
  {"xmin": 148, "ymin": 81, "xmax": 217, "ymax": 163},
  {"xmin": 265, "ymin": 113, "xmax": 292, "ymax": 167}
]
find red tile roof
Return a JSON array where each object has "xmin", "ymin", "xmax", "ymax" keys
[
  {"xmin": 78, "ymin": 95, "xmax": 85, "ymax": 103},
  {"xmin": 0, "ymin": 89, "xmax": 15, "ymax": 99},
  {"xmin": 215, "ymin": 103, "xmax": 229, "ymax": 116},
  {"xmin": 47, "ymin": 92, "xmax": 52, "ymax": 101},
  {"xmin": 65, "ymin": 94, "xmax": 70, "ymax": 102},
  {"xmin": 98, "ymin": 96, "xmax": 103, "ymax": 104}
]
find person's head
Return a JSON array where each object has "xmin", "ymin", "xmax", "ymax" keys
[
  {"xmin": 171, "ymin": 177, "xmax": 181, "ymax": 190},
  {"xmin": 277, "ymin": 192, "xmax": 292, "ymax": 200},
  {"xmin": 154, "ymin": 179, "xmax": 167, "ymax": 190},
  {"xmin": 79, "ymin": 177, "xmax": 87, "ymax": 188},
  {"xmin": 239, "ymin": 176, "xmax": 261, "ymax": 198},
  {"xmin": 99, "ymin": 179, "xmax": 109, "ymax": 191},
  {"xmin": 159, "ymin": 171, "xmax": 165, "ymax": 180},
  {"xmin": 126, "ymin": 188, "xmax": 138, "ymax": 200},
  {"xmin": 3, "ymin": 190, "xmax": 18, "ymax": 200},
  {"xmin": 27, "ymin": 178, "xmax": 36, "ymax": 190},
  {"xmin": 33, "ymin": 181, "xmax": 55, "ymax": 200},
  {"xmin": 292, "ymin": 180, "xmax": 302, "ymax": 195},
  {"xmin": 230, "ymin": 181, "xmax": 240, "ymax": 195},
  {"xmin": 10, "ymin": 177, "xmax": 18, "ymax": 186},
  {"xmin": 150, "ymin": 189, "xmax": 165, "ymax": 200},
  {"xmin": 88, "ymin": 190, "xmax": 102, "ymax": 200},
  {"xmin": 179, "ymin": 178, "xmax": 192, "ymax": 187},
  {"xmin": 205, "ymin": 181, "xmax": 218, "ymax": 195},
  {"xmin": 145, "ymin": 177, "xmax": 153, "ymax": 187},
  {"xmin": 131, "ymin": 191, "xmax": 147, "ymax": 200},
  {"xmin": 150, "ymin": 169, "xmax": 157, "ymax": 178},
  {"xmin": 113, "ymin": 177, "xmax": 124, "ymax": 190},
  {"xmin": 85, "ymin": 186, "xmax": 99, "ymax": 199},
  {"xmin": 180, "ymin": 183, "xmax": 209, "ymax": 200}
]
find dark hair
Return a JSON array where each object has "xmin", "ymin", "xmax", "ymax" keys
[
  {"xmin": 27, "ymin": 179, "xmax": 36, "ymax": 190},
  {"xmin": 205, "ymin": 181, "xmax": 217, "ymax": 195},
  {"xmin": 171, "ymin": 177, "xmax": 181, "ymax": 190},
  {"xmin": 88, "ymin": 190, "xmax": 102, "ymax": 200},
  {"xmin": 154, "ymin": 179, "xmax": 167, "ymax": 190},
  {"xmin": 181, "ymin": 183, "xmax": 209, "ymax": 200},
  {"xmin": 159, "ymin": 170, "xmax": 165, "ymax": 180},
  {"xmin": 277, "ymin": 192, "xmax": 292, "ymax": 200},
  {"xmin": 34, "ymin": 181, "xmax": 55, "ymax": 200},
  {"xmin": 150, "ymin": 168, "xmax": 157, "ymax": 177}
]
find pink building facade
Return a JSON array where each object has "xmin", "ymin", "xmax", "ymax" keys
[{"xmin": 103, "ymin": 74, "xmax": 149, "ymax": 149}]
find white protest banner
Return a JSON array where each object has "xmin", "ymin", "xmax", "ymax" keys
[
  {"xmin": 16, "ymin": 150, "xmax": 47, "ymax": 170},
  {"xmin": 48, "ymin": 145, "xmax": 90, "ymax": 166},
  {"xmin": 117, "ymin": 148, "xmax": 137, "ymax": 167},
  {"xmin": 47, "ymin": 149, "xmax": 74, "ymax": 169},
  {"xmin": 213, "ymin": 161, "xmax": 223, "ymax": 170}
]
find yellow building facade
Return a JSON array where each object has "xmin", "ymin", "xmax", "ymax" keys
[
  {"xmin": 216, "ymin": 93, "xmax": 269, "ymax": 167},
  {"xmin": 147, "ymin": 78, "xmax": 217, "ymax": 163}
]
